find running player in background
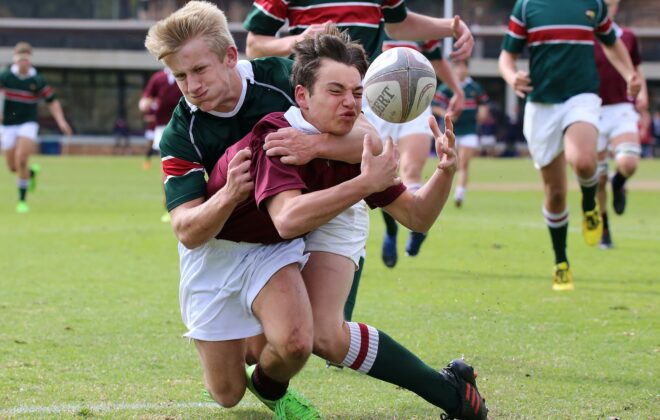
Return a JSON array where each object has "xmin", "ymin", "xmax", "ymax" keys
[
  {"xmin": 433, "ymin": 59, "xmax": 489, "ymax": 209},
  {"xmin": 499, "ymin": 0, "xmax": 641, "ymax": 291},
  {"xmin": 594, "ymin": 0, "xmax": 648, "ymax": 249},
  {"xmin": 376, "ymin": 37, "xmax": 464, "ymax": 268},
  {"xmin": 142, "ymin": 108, "xmax": 157, "ymax": 170},
  {"xmin": 0, "ymin": 42, "xmax": 72, "ymax": 213},
  {"xmin": 139, "ymin": 67, "xmax": 182, "ymax": 222}
]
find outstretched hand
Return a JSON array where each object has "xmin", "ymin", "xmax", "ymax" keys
[
  {"xmin": 360, "ymin": 134, "xmax": 401, "ymax": 193},
  {"xmin": 429, "ymin": 115, "xmax": 457, "ymax": 175},
  {"xmin": 223, "ymin": 148, "xmax": 254, "ymax": 203},
  {"xmin": 450, "ymin": 16, "xmax": 474, "ymax": 61}
]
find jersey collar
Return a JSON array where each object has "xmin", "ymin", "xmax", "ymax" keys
[
  {"xmin": 283, "ymin": 106, "xmax": 321, "ymax": 135},
  {"xmin": 10, "ymin": 64, "xmax": 37, "ymax": 79}
]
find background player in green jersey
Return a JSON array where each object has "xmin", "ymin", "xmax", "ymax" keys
[
  {"xmin": 499, "ymin": 0, "xmax": 641, "ymax": 291},
  {"xmin": 433, "ymin": 59, "xmax": 490, "ymax": 208},
  {"xmin": 0, "ymin": 42, "xmax": 72, "ymax": 213}
]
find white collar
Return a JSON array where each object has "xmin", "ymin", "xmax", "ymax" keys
[
  {"xmin": 10, "ymin": 64, "xmax": 36, "ymax": 79},
  {"xmin": 283, "ymin": 106, "xmax": 321, "ymax": 135}
]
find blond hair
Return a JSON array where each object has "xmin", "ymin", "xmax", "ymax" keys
[
  {"xmin": 14, "ymin": 42, "xmax": 32, "ymax": 55},
  {"xmin": 144, "ymin": 0, "xmax": 235, "ymax": 61}
]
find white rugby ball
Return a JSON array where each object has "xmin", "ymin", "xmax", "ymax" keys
[{"xmin": 363, "ymin": 47, "xmax": 437, "ymax": 124}]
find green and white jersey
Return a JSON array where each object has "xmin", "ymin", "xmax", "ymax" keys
[
  {"xmin": 433, "ymin": 77, "xmax": 489, "ymax": 136},
  {"xmin": 501, "ymin": 0, "xmax": 616, "ymax": 103},
  {"xmin": 160, "ymin": 57, "xmax": 295, "ymax": 211},
  {"xmin": 381, "ymin": 36, "xmax": 444, "ymax": 62},
  {"xmin": 0, "ymin": 65, "xmax": 56, "ymax": 125},
  {"xmin": 243, "ymin": 0, "xmax": 408, "ymax": 61}
]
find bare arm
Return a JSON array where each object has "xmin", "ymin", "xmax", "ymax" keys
[
  {"xmin": 601, "ymin": 38, "xmax": 641, "ymax": 98},
  {"xmin": 498, "ymin": 50, "xmax": 533, "ymax": 98},
  {"xmin": 138, "ymin": 96, "xmax": 156, "ymax": 114},
  {"xmin": 246, "ymin": 23, "xmax": 331, "ymax": 59},
  {"xmin": 432, "ymin": 59, "xmax": 464, "ymax": 117},
  {"xmin": 47, "ymin": 99, "xmax": 72, "ymax": 135},
  {"xmin": 386, "ymin": 14, "xmax": 473, "ymax": 60},
  {"xmin": 264, "ymin": 113, "xmax": 381, "ymax": 165},
  {"xmin": 266, "ymin": 136, "xmax": 399, "ymax": 239},
  {"xmin": 383, "ymin": 115, "xmax": 456, "ymax": 232},
  {"xmin": 170, "ymin": 149, "xmax": 254, "ymax": 249},
  {"xmin": 635, "ymin": 66, "xmax": 648, "ymax": 112}
]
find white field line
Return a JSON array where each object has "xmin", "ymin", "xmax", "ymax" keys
[{"xmin": 0, "ymin": 401, "xmax": 262, "ymax": 416}]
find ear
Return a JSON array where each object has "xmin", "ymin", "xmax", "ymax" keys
[
  {"xmin": 295, "ymin": 85, "xmax": 310, "ymax": 110},
  {"xmin": 224, "ymin": 45, "xmax": 238, "ymax": 68}
]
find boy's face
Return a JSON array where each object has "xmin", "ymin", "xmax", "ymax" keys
[
  {"xmin": 453, "ymin": 61, "xmax": 469, "ymax": 81},
  {"xmin": 296, "ymin": 59, "xmax": 363, "ymax": 136},
  {"xmin": 165, "ymin": 36, "xmax": 238, "ymax": 113}
]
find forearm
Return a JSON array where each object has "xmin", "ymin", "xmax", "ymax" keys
[
  {"xmin": 602, "ymin": 39, "xmax": 636, "ymax": 82},
  {"xmin": 139, "ymin": 97, "xmax": 154, "ymax": 113},
  {"xmin": 636, "ymin": 67, "xmax": 649, "ymax": 111},
  {"xmin": 246, "ymin": 33, "xmax": 298, "ymax": 58},
  {"xmin": 386, "ymin": 169, "xmax": 454, "ymax": 232},
  {"xmin": 385, "ymin": 12, "xmax": 454, "ymax": 41},
  {"xmin": 270, "ymin": 178, "xmax": 371, "ymax": 239},
  {"xmin": 47, "ymin": 100, "xmax": 68, "ymax": 126},
  {"xmin": 170, "ymin": 191, "xmax": 239, "ymax": 249},
  {"xmin": 498, "ymin": 51, "xmax": 518, "ymax": 86},
  {"xmin": 433, "ymin": 60, "xmax": 463, "ymax": 98}
]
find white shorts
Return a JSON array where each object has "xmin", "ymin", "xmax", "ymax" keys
[
  {"xmin": 363, "ymin": 103, "xmax": 433, "ymax": 145},
  {"xmin": 597, "ymin": 103, "xmax": 639, "ymax": 152},
  {"xmin": 145, "ymin": 129, "xmax": 155, "ymax": 141},
  {"xmin": 153, "ymin": 125, "xmax": 166, "ymax": 151},
  {"xmin": 304, "ymin": 201, "xmax": 369, "ymax": 269},
  {"xmin": 523, "ymin": 93, "xmax": 601, "ymax": 168},
  {"xmin": 456, "ymin": 134, "xmax": 479, "ymax": 149},
  {"xmin": 1, "ymin": 122, "xmax": 39, "ymax": 150},
  {"xmin": 179, "ymin": 238, "xmax": 308, "ymax": 341},
  {"xmin": 480, "ymin": 135, "xmax": 497, "ymax": 147}
]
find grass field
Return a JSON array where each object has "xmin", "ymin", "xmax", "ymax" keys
[{"xmin": 0, "ymin": 155, "xmax": 658, "ymax": 419}]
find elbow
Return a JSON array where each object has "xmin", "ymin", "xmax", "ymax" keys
[
  {"xmin": 176, "ymin": 231, "xmax": 204, "ymax": 250},
  {"xmin": 272, "ymin": 215, "xmax": 300, "ymax": 240}
]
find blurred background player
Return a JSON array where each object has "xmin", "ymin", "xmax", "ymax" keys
[
  {"xmin": 375, "ymin": 37, "xmax": 464, "ymax": 268},
  {"xmin": 243, "ymin": 0, "xmax": 474, "ymax": 326},
  {"xmin": 138, "ymin": 67, "xmax": 182, "ymax": 222},
  {"xmin": 594, "ymin": 0, "xmax": 648, "ymax": 249},
  {"xmin": 0, "ymin": 41, "xmax": 72, "ymax": 213},
  {"xmin": 499, "ymin": 0, "xmax": 641, "ymax": 291},
  {"xmin": 433, "ymin": 59, "xmax": 489, "ymax": 208},
  {"xmin": 142, "ymin": 108, "xmax": 157, "ymax": 170}
]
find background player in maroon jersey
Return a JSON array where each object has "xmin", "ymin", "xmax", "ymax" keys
[{"xmin": 594, "ymin": 0, "xmax": 649, "ymax": 248}]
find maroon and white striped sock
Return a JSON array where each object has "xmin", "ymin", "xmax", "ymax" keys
[{"xmin": 341, "ymin": 322, "xmax": 379, "ymax": 373}]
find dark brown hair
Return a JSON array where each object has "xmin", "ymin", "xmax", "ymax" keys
[{"xmin": 291, "ymin": 25, "xmax": 368, "ymax": 94}]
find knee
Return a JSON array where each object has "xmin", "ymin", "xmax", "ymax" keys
[
  {"xmin": 205, "ymin": 382, "xmax": 245, "ymax": 408},
  {"xmin": 284, "ymin": 329, "xmax": 313, "ymax": 362},
  {"xmin": 574, "ymin": 158, "xmax": 597, "ymax": 178},
  {"xmin": 616, "ymin": 156, "xmax": 638, "ymax": 177}
]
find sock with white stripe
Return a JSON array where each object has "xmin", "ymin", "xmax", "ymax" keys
[
  {"xmin": 18, "ymin": 178, "xmax": 28, "ymax": 202},
  {"xmin": 342, "ymin": 322, "xmax": 460, "ymax": 412},
  {"xmin": 543, "ymin": 207, "xmax": 569, "ymax": 265},
  {"xmin": 578, "ymin": 172, "xmax": 599, "ymax": 212}
]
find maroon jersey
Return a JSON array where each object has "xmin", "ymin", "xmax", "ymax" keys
[
  {"xmin": 206, "ymin": 112, "xmax": 406, "ymax": 244},
  {"xmin": 594, "ymin": 24, "xmax": 641, "ymax": 105},
  {"xmin": 143, "ymin": 69, "xmax": 182, "ymax": 126}
]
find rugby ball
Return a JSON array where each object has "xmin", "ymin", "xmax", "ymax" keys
[{"xmin": 363, "ymin": 47, "xmax": 437, "ymax": 123}]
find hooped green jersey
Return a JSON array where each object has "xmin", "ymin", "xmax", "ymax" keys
[
  {"xmin": 433, "ymin": 77, "xmax": 489, "ymax": 136},
  {"xmin": 0, "ymin": 65, "xmax": 56, "ymax": 125},
  {"xmin": 243, "ymin": 0, "xmax": 408, "ymax": 61},
  {"xmin": 501, "ymin": 0, "xmax": 617, "ymax": 103},
  {"xmin": 160, "ymin": 57, "xmax": 295, "ymax": 211}
]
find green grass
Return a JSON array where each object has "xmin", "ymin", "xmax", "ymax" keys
[{"xmin": 0, "ymin": 156, "xmax": 658, "ymax": 419}]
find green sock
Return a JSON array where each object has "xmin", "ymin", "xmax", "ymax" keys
[
  {"xmin": 343, "ymin": 256, "xmax": 364, "ymax": 321},
  {"xmin": 342, "ymin": 322, "xmax": 459, "ymax": 413}
]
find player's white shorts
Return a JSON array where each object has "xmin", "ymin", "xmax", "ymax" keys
[
  {"xmin": 145, "ymin": 129, "xmax": 155, "ymax": 141},
  {"xmin": 523, "ymin": 93, "xmax": 601, "ymax": 168},
  {"xmin": 456, "ymin": 134, "xmax": 479, "ymax": 149},
  {"xmin": 0, "ymin": 122, "xmax": 39, "ymax": 150},
  {"xmin": 152, "ymin": 125, "xmax": 166, "ymax": 151},
  {"xmin": 304, "ymin": 200, "xmax": 369, "ymax": 269},
  {"xmin": 480, "ymin": 135, "xmax": 497, "ymax": 148},
  {"xmin": 179, "ymin": 238, "xmax": 308, "ymax": 341},
  {"xmin": 363, "ymin": 104, "xmax": 433, "ymax": 145},
  {"xmin": 597, "ymin": 103, "xmax": 639, "ymax": 152}
]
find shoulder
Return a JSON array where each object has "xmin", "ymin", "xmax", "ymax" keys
[{"xmin": 250, "ymin": 57, "xmax": 294, "ymax": 81}]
